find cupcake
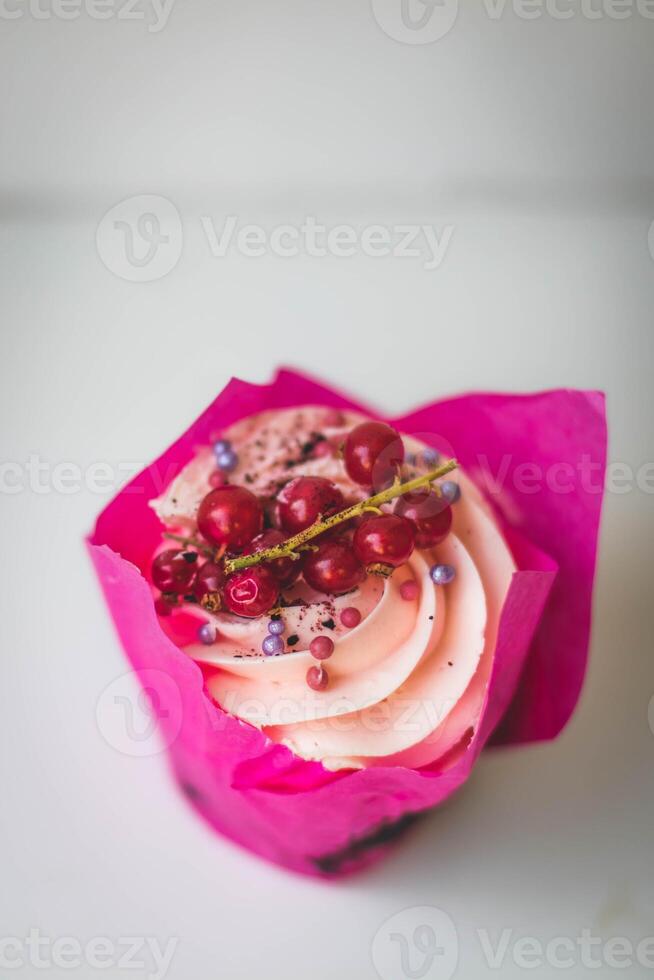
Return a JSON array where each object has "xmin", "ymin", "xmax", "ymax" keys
[{"xmin": 88, "ymin": 370, "xmax": 606, "ymax": 875}]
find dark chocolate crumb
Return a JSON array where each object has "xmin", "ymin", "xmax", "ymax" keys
[
  {"xmin": 184, "ymin": 594, "xmax": 198, "ymax": 603},
  {"xmin": 244, "ymin": 473, "xmax": 254, "ymax": 484},
  {"xmin": 448, "ymin": 661, "xmax": 453, "ymax": 666},
  {"xmin": 287, "ymin": 634, "xmax": 299, "ymax": 646},
  {"xmin": 182, "ymin": 551, "xmax": 198, "ymax": 563},
  {"xmin": 428, "ymin": 615, "xmax": 434, "ymax": 620},
  {"xmin": 300, "ymin": 432, "xmax": 326, "ymax": 457},
  {"xmin": 279, "ymin": 595, "xmax": 308, "ymax": 608},
  {"xmin": 321, "ymin": 618, "xmax": 336, "ymax": 630}
]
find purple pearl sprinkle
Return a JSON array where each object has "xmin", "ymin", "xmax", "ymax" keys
[
  {"xmin": 262, "ymin": 634, "xmax": 284, "ymax": 657},
  {"xmin": 212, "ymin": 438, "xmax": 231, "ymax": 456},
  {"xmin": 268, "ymin": 619, "xmax": 285, "ymax": 636},
  {"xmin": 430, "ymin": 563, "xmax": 456, "ymax": 586},
  {"xmin": 441, "ymin": 480, "xmax": 461, "ymax": 504},
  {"xmin": 422, "ymin": 448, "xmax": 440, "ymax": 467},
  {"xmin": 198, "ymin": 622, "xmax": 217, "ymax": 645},
  {"xmin": 215, "ymin": 447, "xmax": 238, "ymax": 472}
]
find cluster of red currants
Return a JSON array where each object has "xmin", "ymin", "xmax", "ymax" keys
[{"xmin": 152, "ymin": 421, "xmax": 454, "ymax": 621}]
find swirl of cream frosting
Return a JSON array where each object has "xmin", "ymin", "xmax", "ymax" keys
[{"xmin": 151, "ymin": 406, "xmax": 515, "ymax": 771}]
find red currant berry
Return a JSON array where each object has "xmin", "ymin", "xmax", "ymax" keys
[
  {"xmin": 193, "ymin": 561, "xmax": 225, "ymax": 602},
  {"xmin": 303, "ymin": 540, "xmax": 365, "ymax": 594},
  {"xmin": 277, "ymin": 477, "xmax": 344, "ymax": 535},
  {"xmin": 197, "ymin": 485, "xmax": 263, "ymax": 550},
  {"xmin": 223, "ymin": 566, "xmax": 279, "ymax": 618},
  {"xmin": 395, "ymin": 490, "xmax": 453, "ymax": 548},
  {"xmin": 344, "ymin": 421, "xmax": 404, "ymax": 488},
  {"xmin": 353, "ymin": 514, "xmax": 415, "ymax": 568},
  {"xmin": 398, "ymin": 487, "xmax": 447, "ymax": 518},
  {"xmin": 245, "ymin": 529, "xmax": 302, "ymax": 588},
  {"xmin": 151, "ymin": 549, "xmax": 198, "ymax": 593}
]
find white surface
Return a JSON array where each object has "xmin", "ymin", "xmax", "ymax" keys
[{"xmin": 2, "ymin": 4, "xmax": 654, "ymax": 979}]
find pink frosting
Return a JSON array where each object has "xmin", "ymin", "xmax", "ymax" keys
[{"xmin": 152, "ymin": 407, "xmax": 516, "ymax": 770}]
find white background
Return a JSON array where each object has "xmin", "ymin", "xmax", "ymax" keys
[{"xmin": 2, "ymin": 2, "xmax": 654, "ymax": 978}]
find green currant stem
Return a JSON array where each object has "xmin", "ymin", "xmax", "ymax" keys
[{"xmin": 223, "ymin": 458, "xmax": 458, "ymax": 575}]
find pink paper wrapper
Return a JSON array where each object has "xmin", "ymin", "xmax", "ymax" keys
[{"xmin": 88, "ymin": 369, "xmax": 606, "ymax": 876}]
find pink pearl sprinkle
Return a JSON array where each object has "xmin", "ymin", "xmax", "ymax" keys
[
  {"xmin": 306, "ymin": 665, "xmax": 329, "ymax": 691},
  {"xmin": 322, "ymin": 409, "xmax": 345, "ymax": 428},
  {"xmin": 310, "ymin": 636, "xmax": 334, "ymax": 661},
  {"xmin": 400, "ymin": 580, "xmax": 419, "ymax": 601},
  {"xmin": 340, "ymin": 607, "xmax": 361, "ymax": 629},
  {"xmin": 209, "ymin": 470, "xmax": 226, "ymax": 488}
]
